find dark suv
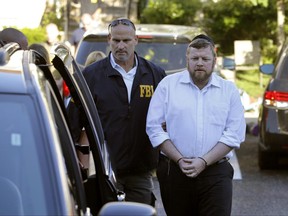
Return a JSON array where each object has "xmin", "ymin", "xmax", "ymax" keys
[
  {"xmin": 0, "ymin": 42, "xmax": 155, "ymax": 215},
  {"xmin": 258, "ymin": 39, "xmax": 288, "ymax": 169},
  {"xmin": 75, "ymin": 24, "xmax": 203, "ymax": 75}
]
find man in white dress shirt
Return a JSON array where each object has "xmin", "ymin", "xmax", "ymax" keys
[{"xmin": 146, "ymin": 34, "xmax": 246, "ymax": 216}]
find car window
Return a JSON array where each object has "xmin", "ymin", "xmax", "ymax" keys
[
  {"xmin": 76, "ymin": 38, "xmax": 109, "ymax": 69},
  {"xmin": 75, "ymin": 35, "xmax": 190, "ymax": 73},
  {"xmin": 136, "ymin": 40, "xmax": 188, "ymax": 71},
  {"xmin": 0, "ymin": 95, "xmax": 53, "ymax": 215}
]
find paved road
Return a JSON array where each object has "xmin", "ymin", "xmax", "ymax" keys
[
  {"xmin": 153, "ymin": 177, "xmax": 166, "ymax": 216},
  {"xmin": 231, "ymin": 134, "xmax": 288, "ymax": 215}
]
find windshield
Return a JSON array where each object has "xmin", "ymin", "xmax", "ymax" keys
[
  {"xmin": 0, "ymin": 95, "xmax": 54, "ymax": 215},
  {"xmin": 75, "ymin": 36, "xmax": 190, "ymax": 73}
]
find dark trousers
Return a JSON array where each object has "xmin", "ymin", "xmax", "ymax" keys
[
  {"xmin": 157, "ymin": 155, "xmax": 234, "ymax": 216},
  {"xmin": 115, "ymin": 171, "xmax": 156, "ymax": 206}
]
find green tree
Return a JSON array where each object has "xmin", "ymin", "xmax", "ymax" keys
[
  {"xmin": 202, "ymin": 0, "xmax": 277, "ymax": 56},
  {"xmin": 21, "ymin": 27, "xmax": 47, "ymax": 45},
  {"xmin": 139, "ymin": 0, "xmax": 201, "ymax": 25},
  {"xmin": 41, "ymin": 1, "xmax": 64, "ymax": 31}
]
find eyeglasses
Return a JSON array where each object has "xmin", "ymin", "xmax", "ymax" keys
[{"xmin": 108, "ymin": 19, "xmax": 136, "ymax": 32}]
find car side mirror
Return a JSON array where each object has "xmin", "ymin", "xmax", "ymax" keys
[
  {"xmin": 259, "ymin": 64, "xmax": 274, "ymax": 75},
  {"xmin": 98, "ymin": 201, "xmax": 157, "ymax": 216}
]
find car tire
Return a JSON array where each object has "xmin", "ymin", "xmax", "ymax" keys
[{"xmin": 258, "ymin": 146, "xmax": 278, "ymax": 170}]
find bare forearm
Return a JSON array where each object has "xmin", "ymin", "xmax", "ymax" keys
[
  {"xmin": 159, "ymin": 140, "xmax": 233, "ymax": 178},
  {"xmin": 159, "ymin": 139, "xmax": 183, "ymax": 163},
  {"xmin": 201, "ymin": 142, "xmax": 233, "ymax": 166}
]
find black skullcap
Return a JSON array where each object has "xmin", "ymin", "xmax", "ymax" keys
[{"xmin": 192, "ymin": 34, "xmax": 214, "ymax": 47}]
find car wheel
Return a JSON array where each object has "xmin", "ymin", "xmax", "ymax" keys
[{"xmin": 258, "ymin": 146, "xmax": 278, "ymax": 170}]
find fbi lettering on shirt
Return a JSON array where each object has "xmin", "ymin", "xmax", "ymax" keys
[{"xmin": 139, "ymin": 85, "xmax": 154, "ymax": 98}]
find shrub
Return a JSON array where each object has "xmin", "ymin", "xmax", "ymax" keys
[{"xmin": 21, "ymin": 27, "xmax": 47, "ymax": 46}]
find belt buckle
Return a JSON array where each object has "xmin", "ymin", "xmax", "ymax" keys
[{"xmin": 217, "ymin": 157, "xmax": 229, "ymax": 164}]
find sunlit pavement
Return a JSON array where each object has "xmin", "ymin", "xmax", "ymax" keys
[
  {"xmin": 153, "ymin": 177, "xmax": 166, "ymax": 216},
  {"xmin": 231, "ymin": 110, "xmax": 258, "ymax": 180}
]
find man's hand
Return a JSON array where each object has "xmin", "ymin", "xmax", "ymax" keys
[{"xmin": 178, "ymin": 157, "xmax": 206, "ymax": 178}]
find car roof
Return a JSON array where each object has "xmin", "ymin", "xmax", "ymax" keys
[
  {"xmin": 135, "ymin": 24, "xmax": 203, "ymax": 40},
  {"xmin": 84, "ymin": 23, "xmax": 203, "ymax": 41},
  {"xmin": 0, "ymin": 49, "xmax": 27, "ymax": 94}
]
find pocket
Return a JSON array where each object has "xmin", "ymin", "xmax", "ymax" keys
[{"xmin": 208, "ymin": 104, "xmax": 228, "ymax": 126}]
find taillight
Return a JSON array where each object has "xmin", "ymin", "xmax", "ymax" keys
[
  {"xmin": 137, "ymin": 35, "xmax": 153, "ymax": 39},
  {"xmin": 63, "ymin": 81, "xmax": 70, "ymax": 97},
  {"xmin": 264, "ymin": 91, "xmax": 288, "ymax": 109}
]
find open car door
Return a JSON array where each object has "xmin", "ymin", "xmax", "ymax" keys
[{"xmin": 50, "ymin": 44, "xmax": 122, "ymax": 215}]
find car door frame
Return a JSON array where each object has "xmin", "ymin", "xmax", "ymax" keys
[
  {"xmin": 50, "ymin": 44, "xmax": 120, "ymax": 214},
  {"xmin": 26, "ymin": 48, "xmax": 90, "ymax": 215}
]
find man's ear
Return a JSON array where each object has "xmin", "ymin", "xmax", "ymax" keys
[
  {"xmin": 213, "ymin": 57, "xmax": 217, "ymax": 68},
  {"xmin": 134, "ymin": 35, "xmax": 138, "ymax": 45}
]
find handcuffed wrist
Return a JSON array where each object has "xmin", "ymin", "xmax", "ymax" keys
[
  {"xmin": 198, "ymin": 157, "xmax": 208, "ymax": 167},
  {"xmin": 176, "ymin": 157, "xmax": 183, "ymax": 165}
]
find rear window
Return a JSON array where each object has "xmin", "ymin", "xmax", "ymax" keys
[
  {"xmin": 75, "ymin": 35, "xmax": 191, "ymax": 73},
  {"xmin": 76, "ymin": 37, "xmax": 109, "ymax": 68}
]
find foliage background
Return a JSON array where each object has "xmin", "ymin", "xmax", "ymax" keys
[
  {"xmin": 17, "ymin": 2, "xmax": 65, "ymax": 46},
  {"xmin": 139, "ymin": 0, "xmax": 286, "ymax": 63},
  {"xmin": 137, "ymin": 0, "xmax": 279, "ymax": 99},
  {"xmin": 140, "ymin": 0, "xmax": 202, "ymax": 25},
  {"xmin": 201, "ymin": 0, "xmax": 277, "ymax": 57},
  {"xmin": 13, "ymin": 0, "xmax": 281, "ymax": 99},
  {"xmin": 16, "ymin": 0, "xmax": 286, "ymax": 64}
]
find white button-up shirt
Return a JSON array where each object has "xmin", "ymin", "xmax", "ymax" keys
[
  {"xmin": 110, "ymin": 53, "xmax": 138, "ymax": 103},
  {"xmin": 146, "ymin": 70, "xmax": 246, "ymax": 158}
]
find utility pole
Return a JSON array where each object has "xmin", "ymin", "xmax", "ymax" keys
[
  {"xmin": 126, "ymin": 0, "xmax": 132, "ymax": 19},
  {"xmin": 277, "ymin": 0, "xmax": 285, "ymax": 53},
  {"xmin": 64, "ymin": 0, "xmax": 70, "ymax": 41}
]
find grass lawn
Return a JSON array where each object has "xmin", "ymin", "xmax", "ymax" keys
[{"xmin": 235, "ymin": 68, "xmax": 271, "ymax": 101}]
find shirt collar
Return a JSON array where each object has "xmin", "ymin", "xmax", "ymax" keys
[
  {"xmin": 110, "ymin": 53, "xmax": 118, "ymax": 69},
  {"xmin": 109, "ymin": 53, "xmax": 138, "ymax": 70}
]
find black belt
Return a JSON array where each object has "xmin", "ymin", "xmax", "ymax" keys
[
  {"xmin": 217, "ymin": 157, "xmax": 229, "ymax": 164},
  {"xmin": 159, "ymin": 154, "xmax": 229, "ymax": 166}
]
